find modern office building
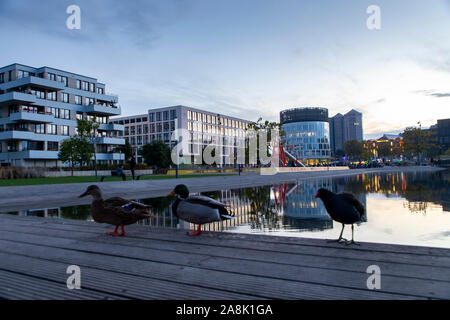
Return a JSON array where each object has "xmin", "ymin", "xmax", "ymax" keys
[
  {"xmin": 0, "ymin": 63, "xmax": 125, "ymax": 167},
  {"xmin": 111, "ymin": 105, "xmax": 251, "ymax": 165},
  {"xmin": 436, "ymin": 118, "xmax": 450, "ymax": 151},
  {"xmin": 280, "ymin": 107, "xmax": 331, "ymax": 165},
  {"xmin": 329, "ymin": 109, "xmax": 363, "ymax": 156}
]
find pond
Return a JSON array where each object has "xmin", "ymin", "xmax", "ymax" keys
[{"xmin": 3, "ymin": 170, "xmax": 449, "ymax": 248}]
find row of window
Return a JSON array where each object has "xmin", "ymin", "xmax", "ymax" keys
[
  {"xmin": 47, "ymin": 73, "xmax": 68, "ymax": 87},
  {"xmin": 76, "ymin": 80, "xmax": 104, "ymax": 94},
  {"xmin": 187, "ymin": 110, "xmax": 248, "ymax": 129}
]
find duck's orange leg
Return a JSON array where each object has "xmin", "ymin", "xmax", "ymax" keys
[
  {"xmin": 107, "ymin": 225, "xmax": 125, "ymax": 237},
  {"xmin": 187, "ymin": 224, "xmax": 202, "ymax": 236}
]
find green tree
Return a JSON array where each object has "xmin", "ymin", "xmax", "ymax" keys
[
  {"xmin": 344, "ymin": 139, "xmax": 363, "ymax": 160},
  {"xmin": 401, "ymin": 127, "xmax": 438, "ymax": 163},
  {"xmin": 142, "ymin": 141, "xmax": 172, "ymax": 169},
  {"xmin": 115, "ymin": 139, "xmax": 133, "ymax": 160},
  {"xmin": 247, "ymin": 118, "xmax": 284, "ymax": 166},
  {"xmin": 58, "ymin": 136, "xmax": 93, "ymax": 172},
  {"xmin": 377, "ymin": 141, "xmax": 392, "ymax": 160}
]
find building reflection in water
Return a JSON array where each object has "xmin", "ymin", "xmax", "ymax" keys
[{"xmin": 3, "ymin": 170, "xmax": 447, "ymax": 233}]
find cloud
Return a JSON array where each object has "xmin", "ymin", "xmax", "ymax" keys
[
  {"xmin": 0, "ymin": 0, "xmax": 190, "ymax": 49},
  {"xmin": 413, "ymin": 90, "xmax": 450, "ymax": 98}
]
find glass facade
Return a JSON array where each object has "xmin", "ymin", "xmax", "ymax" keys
[{"xmin": 282, "ymin": 121, "xmax": 331, "ymax": 163}]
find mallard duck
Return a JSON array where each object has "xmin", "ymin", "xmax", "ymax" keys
[
  {"xmin": 315, "ymin": 188, "xmax": 365, "ymax": 245},
  {"xmin": 167, "ymin": 184, "xmax": 234, "ymax": 236},
  {"xmin": 79, "ymin": 185, "xmax": 153, "ymax": 236}
]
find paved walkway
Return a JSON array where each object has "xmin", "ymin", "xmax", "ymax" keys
[
  {"xmin": 0, "ymin": 214, "xmax": 448, "ymax": 300},
  {"xmin": 0, "ymin": 166, "xmax": 444, "ymax": 212}
]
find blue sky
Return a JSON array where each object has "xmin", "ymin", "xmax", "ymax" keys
[{"xmin": 1, "ymin": 0, "xmax": 449, "ymax": 139}]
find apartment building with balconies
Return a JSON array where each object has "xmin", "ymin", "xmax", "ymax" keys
[
  {"xmin": 111, "ymin": 105, "xmax": 251, "ymax": 166},
  {"xmin": 0, "ymin": 63, "xmax": 125, "ymax": 167}
]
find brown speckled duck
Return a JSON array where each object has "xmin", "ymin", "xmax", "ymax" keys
[{"xmin": 79, "ymin": 185, "xmax": 153, "ymax": 236}]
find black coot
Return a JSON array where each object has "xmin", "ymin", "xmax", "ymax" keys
[{"xmin": 315, "ymin": 188, "xmax": 365, "ymax": 245}]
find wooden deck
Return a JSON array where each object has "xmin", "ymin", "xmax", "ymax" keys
[{"xmin": 0, "ymin": 213, "xmax": 449, "ymax": 300}]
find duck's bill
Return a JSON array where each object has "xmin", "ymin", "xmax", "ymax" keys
[
  {"xmin": 167, "ymin": 190, "xmax": 176, "ymax": 197},
  {"xmin": 79, "ymin": 191, "xmax": 89, "ymax": 198}
]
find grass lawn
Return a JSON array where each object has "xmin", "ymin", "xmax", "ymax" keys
[{"xmin": 0, "ymin": 173, "xmax": 236, "ymax": 187}]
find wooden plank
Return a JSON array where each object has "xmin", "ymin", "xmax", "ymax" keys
[
  {"xmin": 0, "ymin": 269, "xmax": 124, "ymax": 300},
  {"xmin": 0, "ymin": 252, "xmax": 258, "ymax": 300},
  {"xmin": 3, "ymin": 213, "xmax": 449, "ymax": 258},
  {"xmin": 0, "ymin": 233, "xmax": 441, "ymax": 299},
  {"xmin": 1, "ymin": 223, "xmax": 449, "ymax": 284},
  {"xmin": 2, "ymin": 216, "xmax": 449, "ymax": 270},
  {"xmin": 0, "ymin": 239, "xmax": 416, "ymax": 300}
]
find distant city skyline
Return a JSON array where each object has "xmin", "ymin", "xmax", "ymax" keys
[{"xmin": 1, "ymin": 0, "xmax": 449, "ymax": 140}]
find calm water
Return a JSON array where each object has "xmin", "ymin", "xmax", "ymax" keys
[{"xmin": 3, "ymin": 170, "xmax": 450, "ymax": 248}]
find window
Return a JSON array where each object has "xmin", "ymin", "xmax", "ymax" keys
[
  {"xmin": 76, "ymin": 112, "xmax": 83, "ymax": 120},
  {"xmin": 77, "ymin": 80, "xmax": 81, "ymax": 89},
  {"xmin": 137, "ymin": 136, "xmax": 142, "ymax": 145},
  {"xmin": 130, "ymin": 126, "xmax": 135, "ymax": 135},
  {"xmin": 143, "ymin": 125, "xmax": 149, "ymax": 134},
  {"xmin": 62, "ymin": 109, "xmax": 70, "ymax": 120},
  {"xmin": 137, "ymin": 125, "xmax": 142, "ymax": 134},
  {"xmin": 18, "ymin": 70, "xmax": 30, "ymax": 79},
  {"xmin": 33, "ymin": 124, "xmax": 46, "ymax": 134},
  {"xmin": 124, "ymin": 127, "xmax": 129, "ymax": 136},
  {"xmin": 149, "ymin": 113, "xmax": 154, "ymax": 122},
  {"xmin": 48, "ymin": 73, "xmax": 56, "ymax": 81},
  {"xmin": 82, "ymin": 81, "xmax": 88, "ymax": 91},
  {"xmin": 60, "ymin": 126, "xmax": 69, "ymax": 136},
  {"xmin": 61, "ymin": 93, "xmax": 69, "ymax": 103},
  {"xmin": 46, "ymin": 124, "xmax": 57, "ymax": 135},
  {"xmin": 47, "ymin": 92, "xmax": 56, "ymax": 101},
  {"xmin": 170, "ymin": 109, "xmax": 177, "ymax": 120},
  {"xmin": 47, "ymin": 142, "xmax": 59, "ymax": 151},
  {"xmin": 75, "ymin": 96, "xmax": 82, "ymax": 105},
  {"xmin": 163, "ymin": 111, "xmax": 169, "ymax": 121},
  {"xmin": 156, "ymin": 112, "xmax": 161, "ymax": 121},
  {"xmin": 90, "ymin": 83, "xmax": 95, "ymax": 92},
  {"xmin": 97, "ymin": 87, "xmax": 104, "ymax": 94},
  {"xmin": 0, "ymin": 73, "xmax": 4, "ymax": 83}
]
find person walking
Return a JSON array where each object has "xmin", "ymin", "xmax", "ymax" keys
[{"xmin": 128, "ymin": 156, "xmax": 136, "ymax": 180}]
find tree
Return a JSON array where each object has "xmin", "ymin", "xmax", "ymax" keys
[
  {"xmin": 247, "ymin": 118, "xmax": 284, "ymax": 166},
  {"xmin": 344, "ymin": 140, "xmax": 363, "ymax": 160},
  {"xmin": 115, "ymin": 139, "xmax": 133, "ymax": 160},
  {"xmin": 141, "ymin": 141, "xmax": 172, "ymax": 169},
  {"xmin": 401, "ymin": 127, "xmax": 438, "ymax": 163},
  {"xmin": 377, "ymin": 141, "xmax": 392, "ymax": 160},
  {"xmin": 58, "ymin": 136, "xmax": 93, "ymax": 173}
]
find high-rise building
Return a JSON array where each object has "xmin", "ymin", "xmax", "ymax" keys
[
  {"xmin": 0, "ymin": 63, "xmax": 125, "ymax": 167},
  {"xmin": 329, "ymin": 109, "xmax": 363, "ymax": 156},
  {"xmin": 280, "ymin": 107, "xmax": 331, "ymax": 165},
  {"xmin": 111, "ymin": 105, "xmax": 251, "ymax": 165}
]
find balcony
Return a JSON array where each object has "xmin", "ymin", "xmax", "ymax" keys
[
  {"xmin": 0, "ymin": 150, "xmax": 59, "ymax": 161},
  {"xmin": 9, "ymin": 111, "xmax": 54, "ymax": 123},
  {"xmin": 0, "ymin": 76, "xmax": 66, "ymax": 91},
  {"xmin": 0, "ymin": 92, "xmax": 37, "ymax": 105},
  {"xmin": 98, "ymin": 123, "xmax": 125, "ymax": 131},
  {"xmin": 0, "ymin": 130, "xmax": 64, "ymax": 142},
  {"xmin": 96, "ymin": 137, "xmax": 125, "ymax": 145},
  {"xmin": 85, "ymin": 104, "xmax": 121, "ymax": 116},
  {"xmin": 95, "ymin": 153, "xmax": 125, "ymax": 161}
]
